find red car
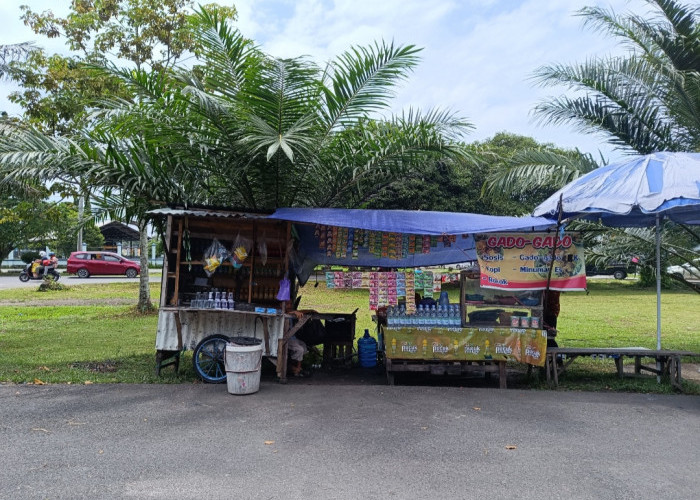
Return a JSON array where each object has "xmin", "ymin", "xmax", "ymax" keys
[{"xmin": 67, "ymin": 251, "xmax": 141, "ymax": 278}]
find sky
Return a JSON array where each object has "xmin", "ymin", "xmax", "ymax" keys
[{"xmin": 0, "ymin": 0, "xmax": 651, "ymax": 163}]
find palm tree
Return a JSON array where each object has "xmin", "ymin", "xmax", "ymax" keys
[
  {"xmin": 483, "ymin": 0, "xmax": 699, "ymax": 290},
  {"xmin": 532, "ymin": 0, "xmax": 700, "ymax": 153},
  {"xmin": 0, "ymin": 7, "xmax": 472, "ymax": 309},
  {"xmin": 482, "ymin": 147, "xmax": 602, "ymax": 208},
  {"xmin": 97, "ymin": 8, "xmax": 472, "ymax": 211}
]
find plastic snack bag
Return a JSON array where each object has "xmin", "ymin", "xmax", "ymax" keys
[
  {"xmin": 230, "ymin": 233, "xmax": 252, "ymax": 269},
  {"xmin": 203, "ymin": 239, "xmax": 229, "ymax": 277}
]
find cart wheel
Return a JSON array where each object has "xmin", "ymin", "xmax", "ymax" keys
[{"xmin": 193, "ymin": 334, "xmax": 230, "ymax": 383}]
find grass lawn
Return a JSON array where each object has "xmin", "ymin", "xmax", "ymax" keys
[{"xmin": 0, "ymin": 278, "xmax": 698, "ymax": 392}]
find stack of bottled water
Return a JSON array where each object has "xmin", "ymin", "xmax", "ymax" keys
[
  {"xmin": 386, "ymin": 304, "xmax": 461, "ymax": 328},
  {"xmin": 190, "ymin": 290, "xmax": 235, "ymax": 310}
]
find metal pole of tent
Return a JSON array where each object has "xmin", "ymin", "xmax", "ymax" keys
[{"xmin": 656, "ymin": 214, "xmax": 662, "ymax": 383}]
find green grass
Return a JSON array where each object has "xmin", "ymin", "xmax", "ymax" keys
[{"xmin": 0, "ymin": 279, "xmax": 698, "ymax": 392}]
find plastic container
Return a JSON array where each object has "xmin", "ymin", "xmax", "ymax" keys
[
  {"xmin": 225, "ymin": 337, "xmax": 263, "ymax": 395},
  {"xmin": 530, "ymin": 316, "xmax": 540, "ymax": 328},
  {"xmin": 357, "ymin": 329, "xmax": 378, "ymax": 368},
  {"xmin": 520, "ymin": 316, "xmax": 531, "ymax": 328}
]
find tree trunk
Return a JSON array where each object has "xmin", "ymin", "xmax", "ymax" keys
[{"xmin": 137, "ymin": 217, "xmax": 153, "ymax": 312}]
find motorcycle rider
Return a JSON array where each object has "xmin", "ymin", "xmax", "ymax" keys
[
  {"xmin": 45, "ymin": 252, "xmax": 58, "ymax": 277},
  {"xmin": 34, "ymin": 251, "xmax": 48, "ymax": 278}
]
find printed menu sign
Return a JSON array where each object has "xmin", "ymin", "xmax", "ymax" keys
[{"xmin": 475, "ymin": 232, "xmax": 586, "ymax": 291}]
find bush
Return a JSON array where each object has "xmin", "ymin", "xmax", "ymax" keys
[{"xmin": 20, "ymin": 251, "xmax": 41, "ymax": 264}]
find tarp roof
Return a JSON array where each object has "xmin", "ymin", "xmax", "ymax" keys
[{"xmin": 269, "ymin": 208, "xmax": 555, "ymax": 235}]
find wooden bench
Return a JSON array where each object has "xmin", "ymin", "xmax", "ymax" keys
[{"xmin": 545, "ymin": 347, "xmax": 698, "ymax": 389}]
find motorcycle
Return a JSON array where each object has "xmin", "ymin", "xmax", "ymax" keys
[{"xmin": 19, "ymin": 262, "xmax": 60, "ymax": 282}]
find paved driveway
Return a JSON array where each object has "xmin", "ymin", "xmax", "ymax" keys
[{"xmin": 1, "ymin": 383, "xmax": 698, "ymax": 499}]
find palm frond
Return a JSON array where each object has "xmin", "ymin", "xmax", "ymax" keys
[{"xmin": 321, "ymin": 41, "xmax": 421, "ymax": 133}]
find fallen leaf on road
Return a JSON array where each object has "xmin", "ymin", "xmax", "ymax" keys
[
  {"xmin": 84, "ymin": 381, "xmax": 93, "ymax": 385},
  {"xmin": 473, "ymin": 407, "xmax": 481, "ymax": 411},
  {"xmin": 33, "ymin": 378, "xmax": 45, "ymax": 385},
  {"xmin": 505, "ymin": 445, "xmax": 517, "ymax": 450},
  {"xmin": 420, "ymin": 426, "xmax": 428, "ymax": 430},
  {"xmin": 264, "ymin": 440, "xmax": 275, "ymax": 445}
]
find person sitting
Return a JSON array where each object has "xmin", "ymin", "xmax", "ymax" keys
[
  {"xmin": 286, "ymin": 307, "xmax": 326, "ymax": 377},
  {"xmin": 36, "ymin": 251, "xmax": 48, "ymax": 277},
  {"xmin": 42, "ymin": 252, "xmax": 57, "ymax": 277}
]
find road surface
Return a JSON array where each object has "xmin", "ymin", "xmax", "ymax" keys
[
  {"xmin": 0, "ymin": 272, "xmax": 162, "ymax": 290},
  {"xmin": 0, "ymin": 383, "xmax": 698, "ymax": 500}
]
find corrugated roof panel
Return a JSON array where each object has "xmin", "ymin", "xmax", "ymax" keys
[{"xmin": 148, "ymin": 208, "xmax": 271, "ymax": 219}]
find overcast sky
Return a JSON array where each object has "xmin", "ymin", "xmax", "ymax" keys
[{"xmin": 1, "ymin": 0, "xmax": 651, "ymax": 162}]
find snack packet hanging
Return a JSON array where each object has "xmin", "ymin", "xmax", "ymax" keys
[
  {"xmin": 203, "ymin": 239, "xmax": 229, "ymax": 277},
  {"xmin": 230, "ymin": 233, "xmax": 252, "ymax": 269}
]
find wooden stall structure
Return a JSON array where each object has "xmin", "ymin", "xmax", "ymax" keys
[
  {"xmin": 152, "ymin": 207, "xmax": 291, "ymax": 379},
  {"xmin": 152, "ymin": 207, "xmax": 356, "ymax": 384}
]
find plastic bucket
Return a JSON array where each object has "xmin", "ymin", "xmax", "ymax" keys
[{"xmin": 225, "ymin": 337, "xmax": 263, "ymax": 395}]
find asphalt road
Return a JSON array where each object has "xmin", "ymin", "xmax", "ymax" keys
[
  {"xmin": 0, "ymin": 273, "xmax": 162, "ymax": 290},
  {"xmin": 1, "ymin": 383, "xmax": 698, "ymax": 500}
]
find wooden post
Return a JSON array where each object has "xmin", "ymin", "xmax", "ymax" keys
[
  {"xmin": 248, "ymin": 221, "xmax": 256, "ymax": 303},
  {"xmin": 498, "ymin": 361, "xmax": 507, "ymax": 389},
  {"xmin": 159, "ymin": 216, "xmax": 172, "ymax": 309},
  {"xmin": 615, "ymin": 355, "xmax": 624, "ymax": 378},
  {"xmin": 170, "ymin": 218, "xmax": 184, "ymax": 306}
]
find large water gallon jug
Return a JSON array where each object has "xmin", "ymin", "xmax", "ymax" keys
[{"xmin": 357, "ymin": 329, "xmax": 378, "ymax": 368}]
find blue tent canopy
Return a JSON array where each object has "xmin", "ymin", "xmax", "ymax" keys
[
  {"xmin": 270, "ymin": 208, "xmax": 555, "ymax": 235},
  {"xmin": 269, "ymin": 208, "xmax": 557, "ymax": 271}
]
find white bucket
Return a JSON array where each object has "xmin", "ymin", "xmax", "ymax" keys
[{"xmin": 225, "ymin": 342, "xmax": 263, "ymax": 395}]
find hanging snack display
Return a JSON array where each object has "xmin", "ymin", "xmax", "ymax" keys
[{"xmin": 203, "ymin": 239, "xmax": 229, "ymax": 276}]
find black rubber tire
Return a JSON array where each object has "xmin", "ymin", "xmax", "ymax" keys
[
  {"xmin": 77, "ymin": 268, "xmax": 90, "ymax": 278},
  {"xmin": 193, "ymin": 334, "xmax": 230, "ymax": 383},
  {"xmin": 613, "ymin": 270, "xmax": 627, "ymax": 280},
  {"xmin": 18, "ymin": 272, "xmax": 30, "ymax": 282},
  {"xmin": 125, "ymin": 268, "xmax": 138, "ymax": 278}
]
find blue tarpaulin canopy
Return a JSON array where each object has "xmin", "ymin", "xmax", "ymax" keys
[
  {"xmin": 269, "ymin": 208, "xmax": 556, "ymax": 271},
  {"xmin": 270, "ymin": 208, "xmax": 555, "ymax": 235}
]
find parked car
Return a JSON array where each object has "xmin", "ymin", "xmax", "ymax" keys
[
  {"xmin": 667, "ymin": 259, "xmax": 700, "ymax": 280},
  {"xmin": 585, "ymin": 262, "xmax": 636, "ymax": 280},
  {"xmin": 67, "ymin": 251, "xmax": 141, "ymax": 278}
]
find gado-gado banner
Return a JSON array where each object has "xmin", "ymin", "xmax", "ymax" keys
[
  {"xmin": 476, "ymin": 232, "xmax": 586, "ymax": 291},
  {"xmin": 383, "ymin": 326, "xmax": 547, "ymax": 367}
]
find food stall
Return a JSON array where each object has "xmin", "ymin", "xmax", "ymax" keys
[
  {"xmin": 266, "ymin": 209, "xmax": 585, "ymax": 387},
  {"xmin": 151, "ymin": 207, "xmax": 356, "ymax": 384},
  {"xmin": 152, "ymin": 206, "xmax": 584, "ymax": 388}
]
